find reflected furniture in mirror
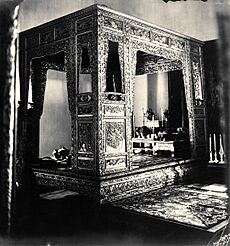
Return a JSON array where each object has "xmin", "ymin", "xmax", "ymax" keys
[{"xmin": 18, "ymin": 4, "xmax": 207, "ymax": 204}]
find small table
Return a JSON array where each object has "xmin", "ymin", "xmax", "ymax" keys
[{"xmin": 132, "ymin": 138, "xmax": 186, "ymax": 157}]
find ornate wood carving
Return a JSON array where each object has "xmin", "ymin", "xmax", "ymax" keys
[
  {"xmin": 104, "ymin": 105, "xmax": 124, "ymax": 116},
  {"xmin": 40, "ymin": 27, "xmax": 54, "ymax": 45},
  {"xmin": 34, "ymin": 171, "xmax": 99, "ymax": 197},
  {"xmin": 19, "ymin": 4, "xmax": 207, "ymax": 204},
  {"xmin": 78, "ymin": 122, "xmax": 93, "ymax": 153},
  {"xmin": 105, "ymin": 121, "xmax": 126, "ymax": 153},
  {"xmin": 191, "ymin": 56, "xmax": 204, "ymax": 105},
  {"xmin": 103, "ymin": 16, "xmax": 123, "ymax": 31},
  {"xmin": 78, "ymin": 158, "xmax": 94, "ymax": 170},
  {"xmin": 127, "ymin": 25, "xmax": 151, "ymax": 40},
  {"xmin": 78, "ymin": 105, "xmax": 94, "ymax": 115},
  {"xmin": 76, "ymin": 16, "xmax": 94, "ymax": 33},
  {"xmin": 136, "ymin": 59, "xmax": 183, "ymax": 74},
  {"xmin": 105, "ymin": 156, "xmax": 127, "ymax": 173}
]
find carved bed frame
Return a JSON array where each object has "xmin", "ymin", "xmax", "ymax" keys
[{"xmin": 18, "ymin": 4, "xmax": 207, "ymax": 203}]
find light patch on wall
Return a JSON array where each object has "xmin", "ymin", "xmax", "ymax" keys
[
  {"xmin": 39, "ymin": 69, "xmax": 72, "ymax": 158},
  {"xmin": 134, "ymin": 74, "xmax": 148, "ymax": 127}
]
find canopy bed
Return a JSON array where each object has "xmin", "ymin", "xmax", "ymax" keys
[{"xmin": 18, "ymin": 4, "xmax": 207, "ymax": 204}]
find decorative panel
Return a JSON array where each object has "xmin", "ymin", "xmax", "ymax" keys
[
  {"xmin": 170, "ymin": 37, "xmax": 185, "ymax": 50},
  {"xmin": 151, "ymin": 31, "xmax": 169, "ymax": 45},
  {"xmin": 104, "ymin": 93, "xmax": 125, "ymax": 102},
  {"xmin": 105, "ymin": 120, "xmax": 126, "ymax": 153},
  {"xmin": 78, "ymin": 157, "xmax": 94, "ymax": 170},
  {"xmin": 76, "ymin": 16, "xmax": 94, "ymax": 33},
  {"xmin": 40, "ymin": 28, "xmax": 54, "ymax": 45},
  {"xmin": 27, "ymin": 34, "xmax": 39, "ymax": 48},
  {"xmin": 127, "ymin": 25, "xmax": 151, "ymax": 40},
  {"xmin": 103, "ymin": 16, "xmax": 123, "ymax": 31},
  {"xmin": 55, "ymin": 25, "xmax": 71, "ymax": 40},
  {"xmin": 105, "ymin": 156, "xmax": 126, "ymax": 172},
  {"xmin": 78, "ymin": 105, "xmax": 94, "ymax": 115},
  {"xmin": 104, "ymin": 104, "xmax": 124, "ymax": 117},
  {"xmin": 192, "ymin": 57, "xmax": 203, "ymax": 105},
  {"xmin": 77, "ymin": 93, "xmax": 94, "ymax": 103},
  {"xmin": 34, "ymin": 172, "xmax": 99, "ymax": 197},
  {"xmin": 190, "ymin": 43, "xmax": 200, "ymax": 55},
  {"xmin": 194, "ymin": 108, "xmax": 205, "ymax": 117},
  {"xmin": 194, "ymin": 119, "xmax": 205, "ymax": 144},
  {"xmin": 100, "ymin": 169, "xmax": 167, "ymax": 203},
  {"xmin": 78, "ymin": 122, "xmax": 93, "ymax": 153},
  {"xmin": 136, "ymin": 60, "xmax": 183, "ymax": 74}
]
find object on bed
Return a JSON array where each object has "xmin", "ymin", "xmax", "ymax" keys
[{"xmin": 36, "ymin": 146, "xmax": 72, "ymax": 169}]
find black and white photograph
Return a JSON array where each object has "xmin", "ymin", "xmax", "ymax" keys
[{"xmin": 0, "ymin": 0, "xmax": 229, "ymax": 245}]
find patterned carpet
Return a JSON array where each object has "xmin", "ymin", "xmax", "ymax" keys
[{"xmin": 113, "ymin": 184, "xmax": 228, "ymax": 231}]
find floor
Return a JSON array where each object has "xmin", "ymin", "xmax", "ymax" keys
[{"xmin": 4, "ymin": 183, "xmax": 228, "ymax": 246}]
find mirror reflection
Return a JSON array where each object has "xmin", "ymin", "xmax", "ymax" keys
[{"xmin": 132, "ymin": 51, "xmax": 190, "ymax": 169}]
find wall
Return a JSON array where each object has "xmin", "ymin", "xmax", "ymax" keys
[
  {"xmin": 19, "ymin": 0, "xmax": 219, "ymax": 41},
  {"xmin": 134, "ymin": 74, "xmax": 148, "ymax": 127},
  {"xmin": 148, "ymin": 73, "xmax": 168, "ymax": 121},
  {"xmin": 134, "ymin": 72, "xmax": 168, "ymax": 127},
  {"xmin": 39, "ymin": 70, "xmax": 72, "ymax": 157}
]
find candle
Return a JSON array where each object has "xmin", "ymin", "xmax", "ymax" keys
[
  {"xmin": 209, "ymin": 134, "xmax": 212, "ymax": 152},
  {"xmin": 142, "ymin": 108, "xmax": 145, "ymax": 126},
  {"xmin": 219, "ymin": 134, "xmax": 223, "ymax": 151},
  {"xmin": 161, "ymin": 108, "xmax": 164, "ymax": 121},
  {"xmin": 213, "ymin": 133, "xmax": 216, "ymax": 152}
]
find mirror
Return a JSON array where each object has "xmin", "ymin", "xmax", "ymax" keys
[
  {"xmin": 132, "ymin": 51, "xmax": 190, "ymax": 168},
  {"xmin": 39, "ymin": 69, "xmax": 72, "ymax": 158}
]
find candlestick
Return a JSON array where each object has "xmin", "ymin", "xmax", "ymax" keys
[{"xmin": 219, "ymin": 134, "xmax": 225, "ymax": 164}]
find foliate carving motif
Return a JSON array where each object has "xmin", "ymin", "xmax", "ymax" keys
[
  {"xmin": 105, "ymin": 121, "xmax": 125, "ymax": 153},
  {"xmin": 78, "ymin": 123, "xmax": 93, "ymax": 153},
  {"xmin": 100, "ymin": 169, "xmax": 168, "ymax": 202},
  {"xmin": 192, "ymin": 58, "xmax": 203, "ymax": 103},
  {"xmin": 105, "ymin": 157, "xmax": 126, "ymax": 172},
  {"xmin": 103, "ymin": 16, "xmax": 123, "ymax": 31},
  {"xmin": 136, "ymin": 60, "xmax": 183, "ymax": 74},
  {"xmin": 170, "ymin": 38, "xmax": 185, "ymax": 50},
  {"xmin": 78, "ymin": 158, "xmax": 94, "ymax": 170},
  {"xmin": 34, "ymin": 171, "xmax": 99, "ymax": 197},
  {"xmin": 55, "ymin": 25, "xmax": 71, "ymax": 40},
  {"xmin": 163, "ymin": 167, "xmax": 178, "ymax": 185},
  {"xmin": 104, "ymin": 105, "xmax": 124, "ymax": 116},
  {"xmin": 190, "ymin": 43, "xmax": 200, "ymax": 55},
  {"xmin": 127, "ymin": 25, "xmax": 151, "ymax": 40},
  {"xmin": 76, "ymin": 16, "xmax": 94, "ymax": 33},
  {"xmin": 40, "ymin": 28, "xmax": 54, "ymax": 44},
  {"xmin": 151, "ymin": 32, "xmax": 169, "ymax": 45},
  {"xmin": 78, "ymin": 105, "xmax": 94, "ymax": 115}
]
